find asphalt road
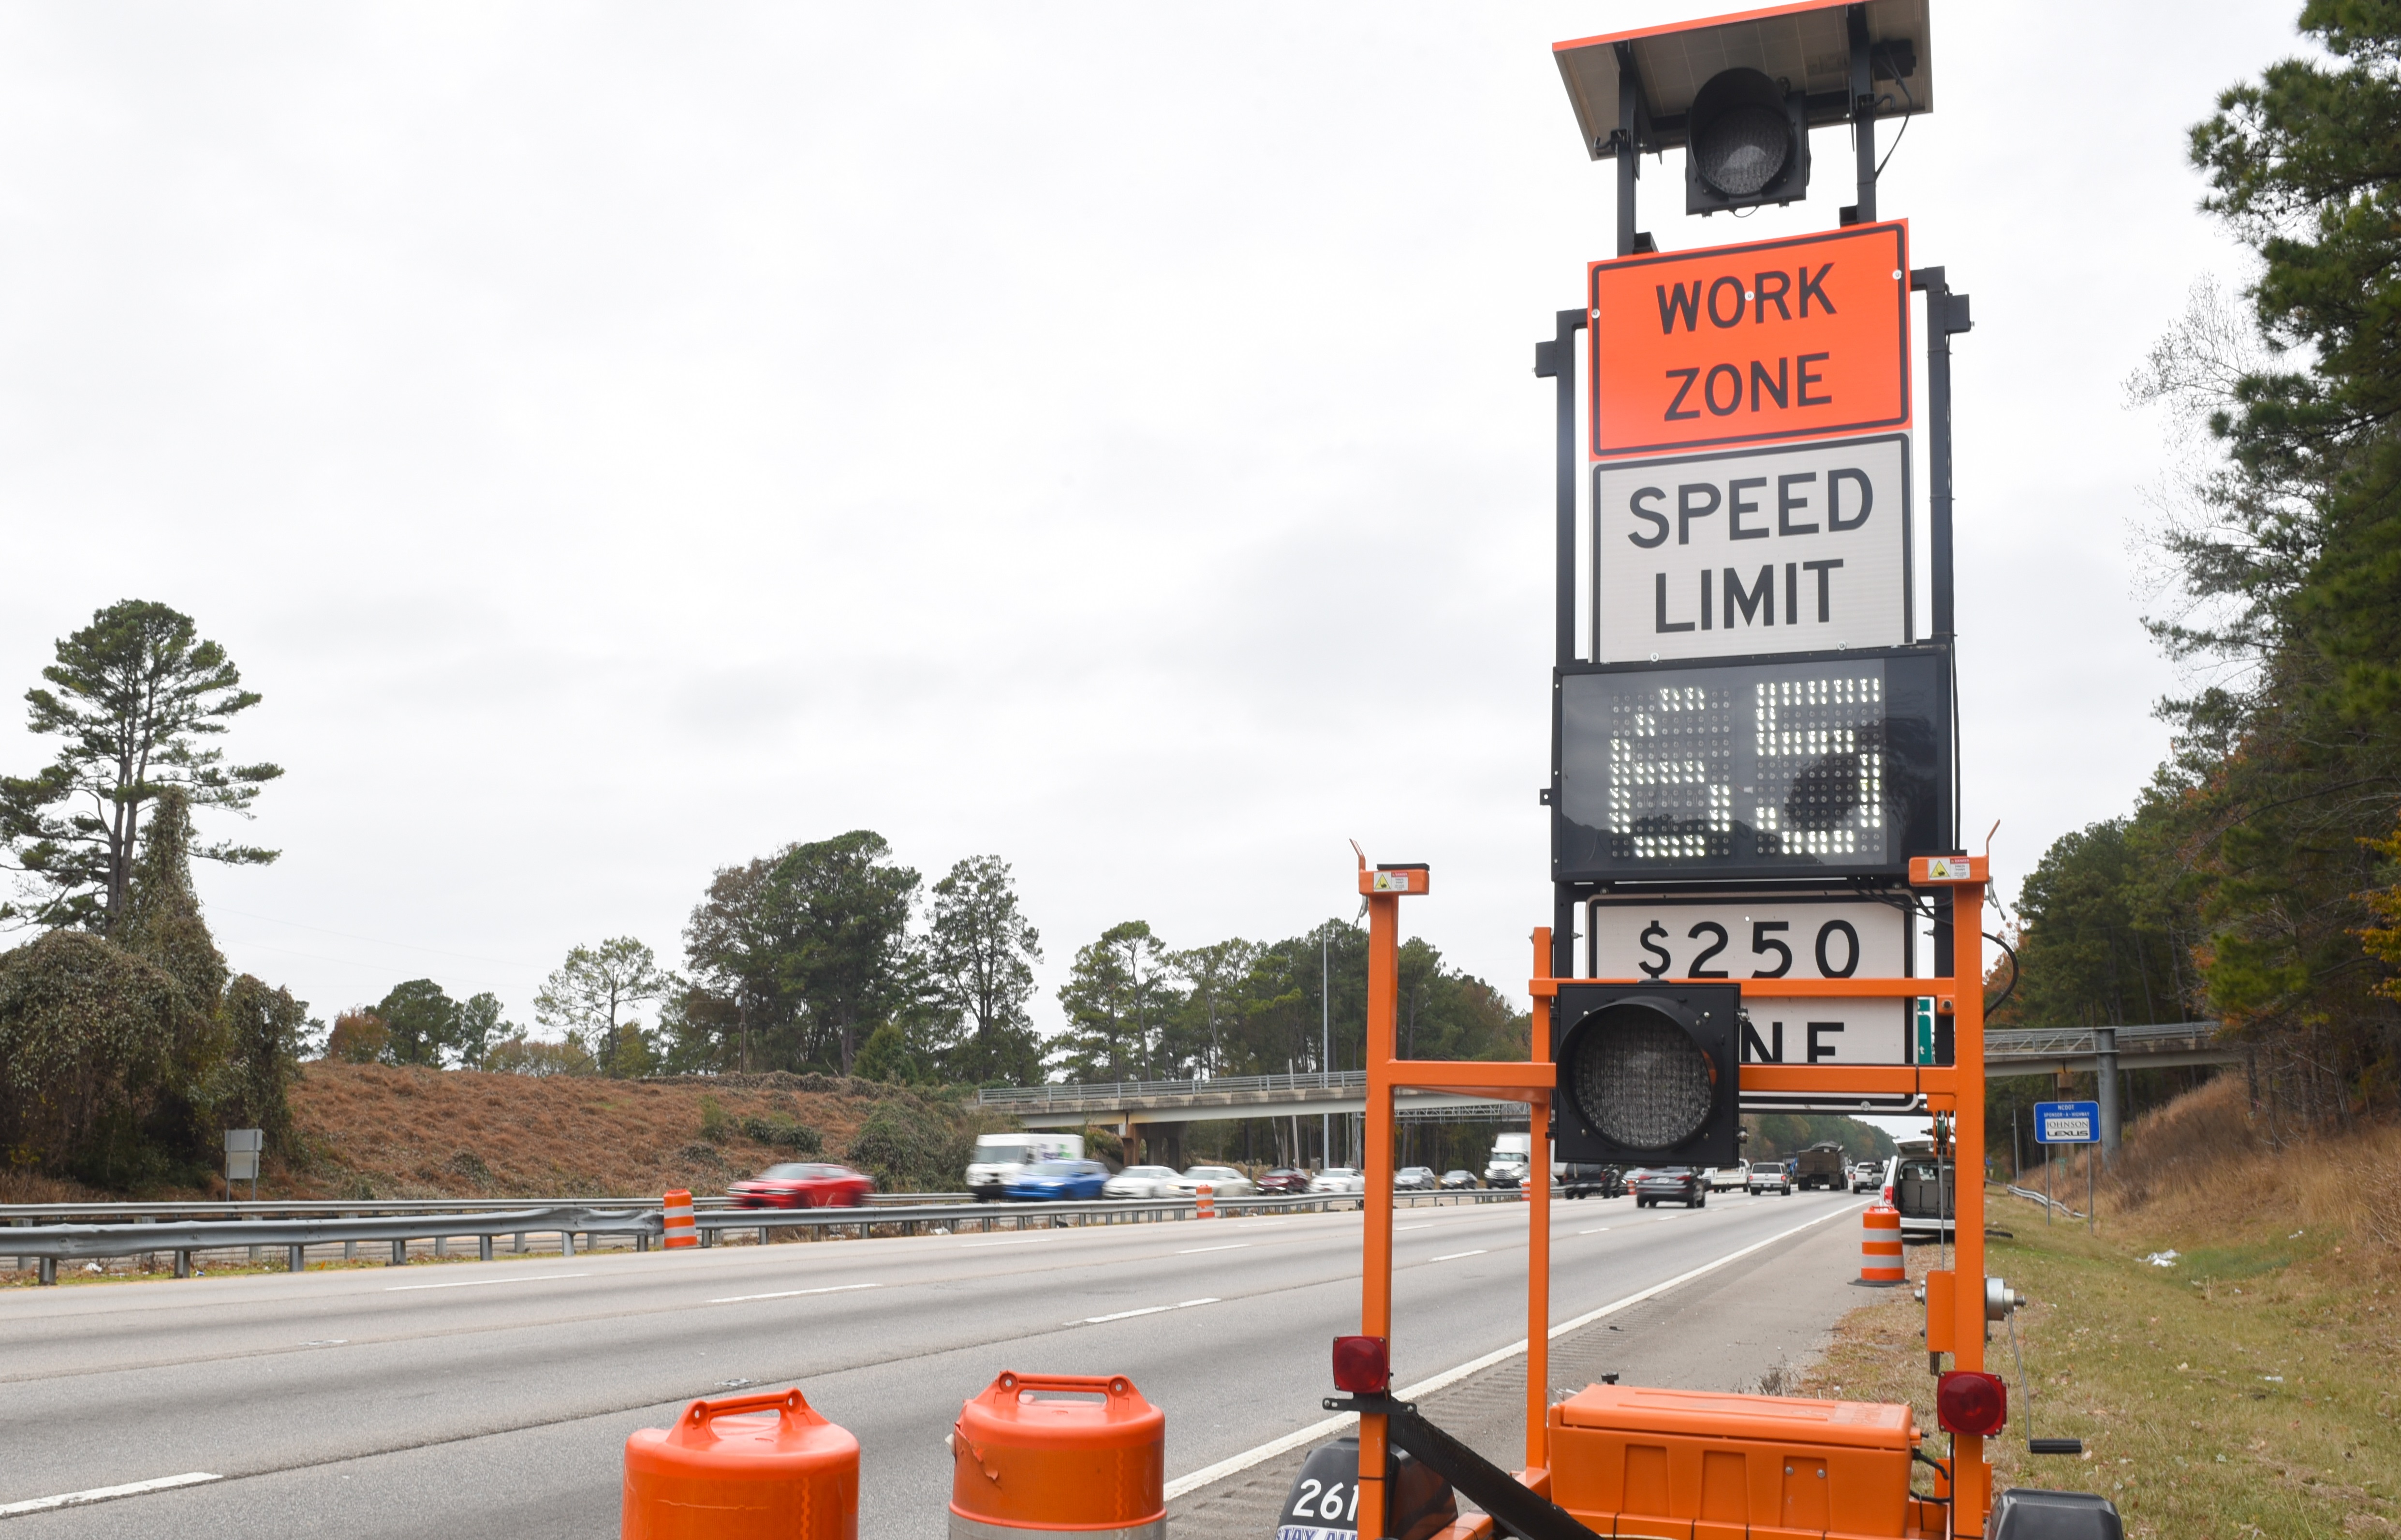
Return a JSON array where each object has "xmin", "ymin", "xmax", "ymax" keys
[{"xmin": 0, "ymin": 1188, "xmax": 1866, "ymax": 1537}]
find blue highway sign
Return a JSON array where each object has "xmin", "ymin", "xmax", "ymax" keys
[{"xmin": 2033, "ymin": 1100, "xmax": 2099, "ymax": 1145}]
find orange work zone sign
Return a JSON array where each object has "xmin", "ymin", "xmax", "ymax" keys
[{"xmin": 1590, "ymin": 221, "xmax": 1910, "ymax": 459}]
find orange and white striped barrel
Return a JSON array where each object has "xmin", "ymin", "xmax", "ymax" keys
[
  {"xmin": 1195, "ymin": 1184, "xmax": 1214, "ymax": 1220},
  {"xmin": 1860, "ymin": 1203, "xmax": 1903, "ymax": 1284},
  {"xmin": 663, "ymin": 1189, "xmax": 698, "ymax": 1251}
]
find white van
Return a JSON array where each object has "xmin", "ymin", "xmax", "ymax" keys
[{"xmin": 967, "ymin": 1132, "xmax": 1085, "ymax": 1201}]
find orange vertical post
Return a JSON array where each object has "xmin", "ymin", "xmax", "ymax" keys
[
  {"xmin": 1949, "ymin": 876, "xmax": 1990, "ymax": 1535},
  {"xmin": 1525, "ymin": 926, "xmax": 1554, "ymax": 1477},
  {"xmin": 1355, "ymin": 860, "xmax": 1412, "ymax": 1540}
]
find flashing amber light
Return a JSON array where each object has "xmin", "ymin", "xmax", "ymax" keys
[
  {"xmin": 1936, "ymin": 1370, "xmax": 2006, "ymax": 1437},
  {"xmin": 1332, "ymin": 1335, "xmax": 1390, "ymax": 1395}
]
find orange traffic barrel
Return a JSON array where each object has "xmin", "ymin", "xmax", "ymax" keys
[
  {"xmin": 1195, "ymin": 1183, "xmax": 1215, "ymax": 1220},
  {"xmin": 1860, "ymin": 1203, "xmax": 1904, "ymax": 1284},
  {"xmin": 623, "ymin": 1387, "xmax": 858, "ymax": 1540},
  {"xmin": 663, "ymin": 1189, "xmax": 697, "ymax": 1250},
  {"xmin": 951, "ymin": 1371, "xmax": 1164, "ymax": 1540}
]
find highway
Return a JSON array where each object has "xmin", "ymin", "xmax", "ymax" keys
[{"xmin": 0, "ymin": 1188, "xmax": 1866, "ymax": 1537}]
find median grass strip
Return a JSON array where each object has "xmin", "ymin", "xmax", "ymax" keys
[{"xmin": 1794, "ymin": 1192, "xmax": 2398, "ymax": 1540}]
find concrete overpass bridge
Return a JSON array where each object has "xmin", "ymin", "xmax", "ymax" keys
[{"xmin": 975, "ymin": 1022, "xmax": 2244, "ymax": 1139}]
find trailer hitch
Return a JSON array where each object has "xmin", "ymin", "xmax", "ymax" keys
[{"xmin": 1323, "ymin": 1394, "xmax": 1601, "ymax": 1540}]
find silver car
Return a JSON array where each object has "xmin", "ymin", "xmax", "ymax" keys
[
  {"xmin": 1103, "ymin": 1164, "xmax": 1180, "ymax": 1199},
  {"xmin": 1307, "ymin": 1167, "xmax": 1366, "ymax": 1195},
  {"xmin": 1170, "ymin": 1164, "xmax": 1255, "ymax": 1199}
]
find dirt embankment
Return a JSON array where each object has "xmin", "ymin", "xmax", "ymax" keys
[{"xmin": 0, "ymin": 1064, "xmax": 998, "ymax": 1205}]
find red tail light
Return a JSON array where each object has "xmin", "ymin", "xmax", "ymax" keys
[
  {"xmin": 1936, "ymin": 1370, "xmax": 2006, "ymax": 1436},
  {"xmin": 1881, "ymin": 1183, "xmax": 1894, "ymax": 1205},
  {"xmin": 1332, "ymin": 1335, "xmax": 1390, "ymax": 1395}
]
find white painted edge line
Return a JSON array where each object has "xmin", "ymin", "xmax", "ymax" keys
[
  {"xmin": 1429, "ymin": 1249, "xmax": 1489, "ymax": 1262},
  {"xmin": 1176, "ymin": 1244, "xmax": 1248, "ymax": 1255},
  {"xmin": 959, "ymin": 1236, "xmax": 1055, "ymax": 1248},
  {"xmin": 1578, "ymin": 1227, "xmax": 1612, "ymax": 1234},
  {"xmin": 1159, "ymin": 1199, "xmax": 1865, "ymax": 1501},
  {"xmin": 0, "ymin": 1472, "xmax": 222, "ymax": 1517},
  {"xmin": 1072, "ymin": 1296, "xmax": 1220, "ymax": 1325},
  {"xmin": 711, "ymin": 1282, "xmax": 882, "ymax": 1305},
  {"xmin": 385, "ymin": 1271, "xmax": 588, "ymax": 1292},
  {"xmin": 1395, "ymin": 1224, "xmax": 1433, "ymax": 1232}
]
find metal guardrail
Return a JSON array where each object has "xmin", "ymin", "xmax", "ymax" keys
[
  {"xmin": 0, "ymin": 1191, "xmax": 972, "ymax": 1223},
  {"xmin": 2, "ymin": 1187, "xmax": 1534, "ymax": 1283},
  {"xmin": 2003, "ymin": 1183, "xmax": 2086, "ymax": 1220},
  {"xmin": 693, "ymin": 1186, "xmax": 1530, "ymax": 1241},
  {"xmin": 4, "ymin": 1205, "xmax": 660, "ymax": 1286}
]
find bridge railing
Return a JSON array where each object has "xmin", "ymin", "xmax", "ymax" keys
[
  {"xmin": 1985, "ymin": 1021, "xmax": 2225, "ymax": 1057},
  {"xmin": 977, "ymin": 1024, "xmax": 2231, "ymax": 1111},
  {"xmin": 976, "ymin": 1069, "xmax": 1367, "ymax": 1111}
]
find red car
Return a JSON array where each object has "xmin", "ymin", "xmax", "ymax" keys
[
  {"xmin": 729, "ymin": 1162, "xmax": 876, "ymax": 1209},
  {"xmin": 1255, "ymin": 1168, "xmax": 1311, "ymax": 1194}
]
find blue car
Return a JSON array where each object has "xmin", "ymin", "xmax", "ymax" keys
[{"xmin": 1002, "ymin": 1159, "xmax": 1111, "ymax": 1202}]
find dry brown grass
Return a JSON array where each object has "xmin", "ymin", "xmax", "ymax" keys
[
  {"xmin": 270, "ymin": 1064, "xmax": 963, "ymax": 1201},
  {"xmin": 0, "ymin": 1169, "xmax": 112, "ymax": 1205},
  {"xmin": 2098, "ymin": 1075, "xmax": 2401, "ymax": 1275}
]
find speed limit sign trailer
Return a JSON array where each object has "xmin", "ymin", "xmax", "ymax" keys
[{"xmin": 1320, "ymin": 9, "xmax": 2122, "ymax": 1540}]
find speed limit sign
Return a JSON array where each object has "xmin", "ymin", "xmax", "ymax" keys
[{"xmin": 1587, "ymin": 896, "xmax": 1913, "ymax": 1065}]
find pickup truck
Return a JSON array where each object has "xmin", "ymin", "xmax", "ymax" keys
[{"xmin": 1705, "ymin": 1162, "xmax": 1750, "ymax": 1191}]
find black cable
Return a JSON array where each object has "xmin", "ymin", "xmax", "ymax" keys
[
  {"xmin": 1984, "ymin": 930, "xmax": 2021, "ymax": 1018},
  {"xmin": 1873, "ymin": 63, "xmax": 1917, "ymax": 181}
]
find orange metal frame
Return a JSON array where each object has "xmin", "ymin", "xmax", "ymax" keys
[{"xmin": 1353, "ymin": 853, "xmax": 1993, "ymax": 1540}]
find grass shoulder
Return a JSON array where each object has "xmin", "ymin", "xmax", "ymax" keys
[{"xmin": 1795, "ymin": 1189, "xmax": 2397, "ymax": 1540}]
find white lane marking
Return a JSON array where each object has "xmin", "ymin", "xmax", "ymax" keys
[
  {"xmin": 959, "ymin": 1236, "xmax": 1056, "ymax": 1248},
  {"xmin": 1578, "ymin": 1228, "xmax": 1612, "ymax": 1234},
  {"xmin": 1071, "ymin": 1296, "xmax": 1220, "ymax": 1325},
  {"xmin": 710, "ymin": 1283, "xmax": 882, "ymax": 1304},
  {"xmin": 0, "ymin": 1472, "xmax": 222, "ymax": 1517},
  {"xmin": 1395, "ymin": 1224, "xmax": 1433, "ymax": 1232},
  {"xmin": 384, "ymin": 1272, "xmax": 587, "ymax": 1292},
  {"xmin": 1160, "ymin": 1199, "xmax": 1867, "ymax": 1501},
  {"xmin": 1176, "ymin": 1244, "xmax": 1248, "ymax": 1255},
  {"xmin": 1429, "ymin": 1249, "xmax": 1488, "ymax": 1262}
]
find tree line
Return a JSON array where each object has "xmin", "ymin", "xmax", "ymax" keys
[
  {"xmin": 1994, "ymin": 7, "xmax": 2401, "ymax": 1136},
  {"xmin": 333, "ymin": 839, "xmax": 1531, "ymax": 1088}
]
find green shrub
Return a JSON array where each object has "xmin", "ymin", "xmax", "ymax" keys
[
  {"xmin": 698, "ymin": 1095, "xmax": 732, "ymax": 1144},
  {"xmin": 740, "ymin": 1113, "xmax": 823, "ymax": 1153},
  {"xmin": 844, "ymin": 1100, "xmax": 971, "ymax": 1194}
]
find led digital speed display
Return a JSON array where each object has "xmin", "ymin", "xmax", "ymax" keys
[{"xmin": 1554, "ymin": 647, "xmax": 1949, "ymax": 882}]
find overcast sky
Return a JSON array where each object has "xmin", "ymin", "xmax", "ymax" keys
[{"xmin": 0, "ymin": 3, "xmax": 2303, "ymax": 1053}]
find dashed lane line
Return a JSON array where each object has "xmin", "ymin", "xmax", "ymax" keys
[
  {"xmin": 710, "ymin": 1283, "xmax": 882, "ymax": 1305},
  {"xmin": 384, "ymin": 1273, "xmax": 587, "ymax": 1292},
  {"xmin": 0, "ymin": 1472, "xmax": 222, "ymax": 1518},
  {"xmin": 1072, "ymin": 1297, "xmax": 1221, "ymax": 1325}
]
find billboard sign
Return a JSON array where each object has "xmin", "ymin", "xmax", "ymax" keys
[
  {"xmin": 1589, "ymin": 222, "xmax": 1911, "ymax": 458},
  {"xmin": 1593, "ymin": 433, "xmax": 1910, "ymax": 663}
]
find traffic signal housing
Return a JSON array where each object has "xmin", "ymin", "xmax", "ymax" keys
[
  {"xmin": 1553, "ymin": 983, "xmax": 1742, "ymax": 1167},
  {"xmin": 1684, "ymin": 67, "xmax": 1810, "ymax": 214}
]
